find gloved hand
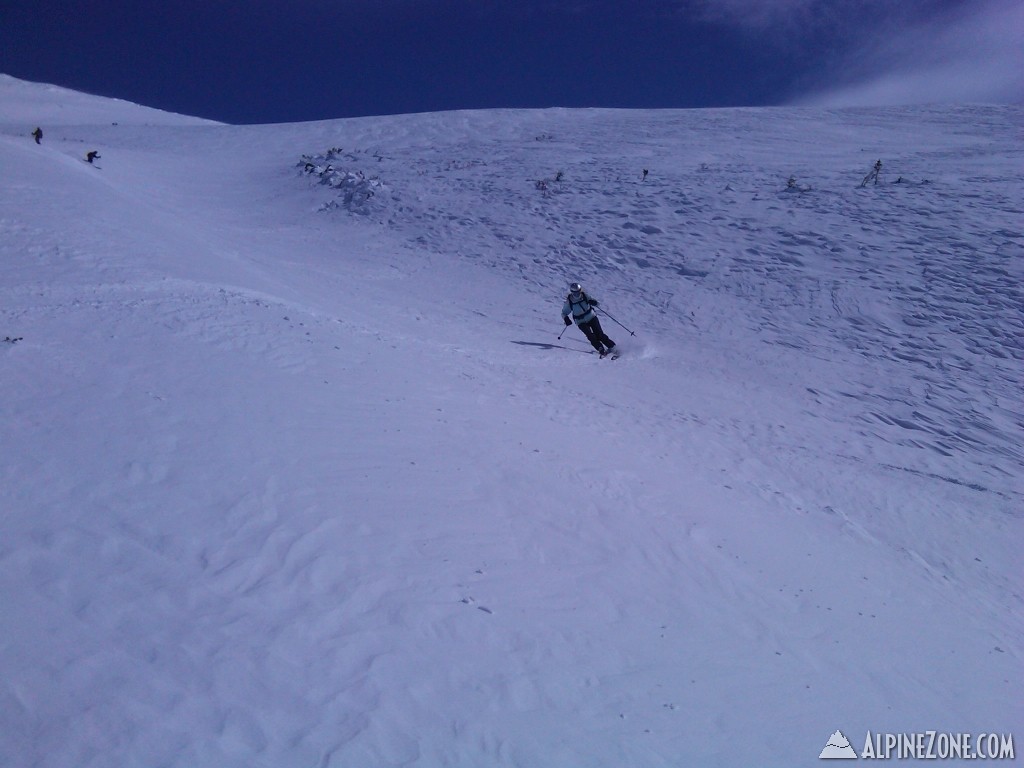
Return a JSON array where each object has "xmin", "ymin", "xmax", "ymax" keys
[
  {"xmin": 590, "ymin": 300, "xmax": 599, "ymax": 306},
  {"xmin": 563, "ymin": 316, "xmax": 572, "ymax": 326}
]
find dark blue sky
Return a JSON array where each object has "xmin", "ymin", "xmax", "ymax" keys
[{"xmin": 1, "ymin": 0, "xmax": 1020, "ymax": 124}]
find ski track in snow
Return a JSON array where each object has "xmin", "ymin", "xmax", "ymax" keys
[{"xmin": 1, "ymin": 80, "xmax": 1022, "ymax": 767}]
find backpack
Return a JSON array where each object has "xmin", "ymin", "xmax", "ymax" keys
[{"xmin": 567, "ymin": 290, "xmax": 594, "ymax": 319}]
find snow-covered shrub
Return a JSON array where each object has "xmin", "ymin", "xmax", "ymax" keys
[
  {"xmin": 298, "ymin": 150, "xmax": 390, "ymax": 215},
  {"xmin": 534, "ymin": 170, "xmax": 565, "ymax": 194},
  {"xmin": 785, "ymin": 175, "xmax": 811, "ymax": 192}
]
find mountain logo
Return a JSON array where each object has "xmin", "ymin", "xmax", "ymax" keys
[{"xmin": 820, "ymin": 730, "xmax": 858, "ymax": 759}]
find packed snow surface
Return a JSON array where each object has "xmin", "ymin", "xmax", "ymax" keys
[{"xmin": 1, "ymin": 75, "xmax": 1021, "ymax": 766}]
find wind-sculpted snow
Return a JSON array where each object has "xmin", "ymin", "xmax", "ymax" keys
[
  {"xmin": 1, "ymin": 80, "xmax": 1021, "ymax": 768},
  {"xmin": 305, "ymin": 105, "xmax": 1022, "ymax": 502}
]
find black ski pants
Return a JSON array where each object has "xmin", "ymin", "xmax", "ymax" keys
[{"xmin": 578, "ymin": 316, "xmax": 615, "ymax": 352}]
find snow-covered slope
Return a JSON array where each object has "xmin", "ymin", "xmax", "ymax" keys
[
  {"xmin": 1, "ymin": 76, "xmax": 1021, "ymax": 767},
  {"xmin": 0, "ymin": 73, "xmax": 220, "ymax": 127}
]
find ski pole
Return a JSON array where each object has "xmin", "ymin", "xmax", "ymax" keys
[
  {"xmin": 597, "ymin": 307, "xmax": 636, "ymax": 336},
  {"xmin": 557, "ymin": 322, "xmax": 570, "ymax": 340}
]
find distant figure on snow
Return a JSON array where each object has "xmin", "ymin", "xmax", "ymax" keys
[
  {"xmin": 642, "ymin": 169, "xmax": 649, "ymax": 181},
  {"xmin": 860, "ymin": 159, "xmax": 883, "ymax": 187},
  {"xmin": 562, "ymin": 282, "xmax": 616, "ymax": 357},
  {"xmin": 86, "ymin": 151, "xmax": 101, "ymax": 164},
  {"xmin": 32, "ymin": 127, "xmax": 42, "ymax": 144}
]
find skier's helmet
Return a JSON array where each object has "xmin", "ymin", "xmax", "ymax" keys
[{"xmin": 569, "ymin": 282, "xmax": 582, "ymax": 294}]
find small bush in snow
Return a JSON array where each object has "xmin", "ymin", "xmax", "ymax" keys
[
  {"xmin": 534, "ymin": 170, "xmax": 565, "ymax": 193},
  {"xmin": 785, "ymin": 175, "xmax": 811, "ymax": 192}
]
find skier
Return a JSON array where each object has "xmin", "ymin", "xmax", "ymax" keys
[
  {"xmin": 86, "ymin": 151, "xmax": 101, "ymax": 164},
  {"xmin": 562, "ymin": 282, "xmax": 616, "ymax": 356},
  {"xmin": 31, "ymin": 127, "xmax": 42, "ymax": 144}
]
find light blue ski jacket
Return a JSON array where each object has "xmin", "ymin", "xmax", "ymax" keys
[{"xmin": 562, "ymin": 290, "xmax": 599, "ymax": 325}]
